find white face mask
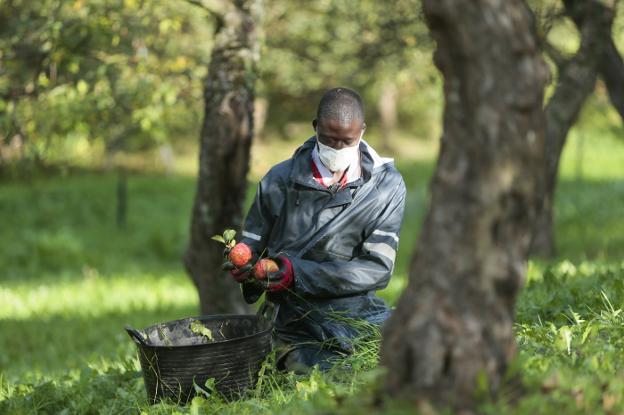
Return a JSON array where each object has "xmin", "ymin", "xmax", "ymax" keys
[{"xmin": 316, "ymin": 130, "xmax": 363, "ymax": 172}]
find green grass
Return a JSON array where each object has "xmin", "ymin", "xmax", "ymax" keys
[{"xmin": 1, "ymin": 125, "xmax": 623, "ymax": 414}]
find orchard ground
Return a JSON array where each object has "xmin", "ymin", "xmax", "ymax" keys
[{"xmin": 1, "ymin": 125, "xmax": 624, "ymax": 414}]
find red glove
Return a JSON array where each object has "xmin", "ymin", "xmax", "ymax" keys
[
  {"xmin": 258, "ymin": 254, "xmax": 294, "ymax": 292},
  {"xmin": 230, "ymin": 265, "xmax": 253, "ymax": 283}
]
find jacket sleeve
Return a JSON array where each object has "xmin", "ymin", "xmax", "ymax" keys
[
  {"xmin": 239, "ymin": 173, "xmax": 285, "ymax": 303},
  {"xmin": 290, "ymin": 178, "xmax": 406, "ymax": 299}
]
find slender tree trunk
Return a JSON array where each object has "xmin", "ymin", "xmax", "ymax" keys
[
  {"xmin": 378, "ymin": 81, "xmax": 397, "ymax": 153},
  {"xmin": 116, "ymin": 170, "xmax": 127, "ymax": 228},
  {"xmin": 158, "ymin": 143, "xmax": 175, "ymax": 175},
  {"xmin": 529, "ymin": 0, "xmax": 614, "ymax": 257},
  {"xmin": 380, "ymin": 0, "xmax": 547, "ymax": 410},
  {"xmin": 253, "ymin": 97, "xmax": 268, "ymax": 141},
  {"xmin": 563, "ymin": 0, "xmax": 624, "ymax": 123},
  {"xmin": 184, "ymin": 0, "xmax": 261, "ymax": 315}
]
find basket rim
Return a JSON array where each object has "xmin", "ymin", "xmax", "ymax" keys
[{"xmin": 134, "ymin": 313, "xmax": 273, "ymax": 350}]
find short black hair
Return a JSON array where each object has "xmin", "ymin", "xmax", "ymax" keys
[{"xmin": 316, "ymin": 87, "xmax": 365, "ymax": 125}]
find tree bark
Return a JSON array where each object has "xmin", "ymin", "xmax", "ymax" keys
[
  {"xmin": 116, "ymin": 170, "xmax": 127, "ymax": 229},
  {"xmin": 529, "ymin": 0, "xmax": 614, "ymax": 257},
  {"xmin": 253, "ymin": 97, "xmax": 268, "ymax": 140},
  {"xmin": 184, "ymin": 0, "xmax": 261, "ymax": 315},
  {"xmin": 380, "ymin": 0, "xmax": 547, "ymax": 410},
  {"xmin": 562, "ymin": 0, "xmax": 624, "ymax": 123}
]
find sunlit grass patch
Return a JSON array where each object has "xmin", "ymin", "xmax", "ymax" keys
[{"xmin": 0, "ymin": 271, "xmax": 196, "ymax": 320}]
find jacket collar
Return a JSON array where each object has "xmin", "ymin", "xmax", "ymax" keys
[{"xmin": 289, "ymin": 136, "xmax": 393, "ymax": 189}]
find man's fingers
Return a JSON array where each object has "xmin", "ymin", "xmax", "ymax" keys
[
  {"xmin": 239, "ymin": 263, "xmax": 253, "ymax": 274},
  {"xmin": 261, "ymin": 272, "xmax": 282, "ymax": 288},
  {"xmin": 231, "ymin": 271, "xmax": 249, "ymax": 283}
]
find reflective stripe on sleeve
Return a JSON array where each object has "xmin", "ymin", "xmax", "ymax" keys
[
  {"xmin": 242, "ymin": 230, "xmax": 262, "ymax": 241},
  {"xmin": 372, "ymin": 229, "xmax": 399, "ymax": 243},
  {"xmin": 363, "ymin": 242, "xmax": 396, "ymax": 264}
]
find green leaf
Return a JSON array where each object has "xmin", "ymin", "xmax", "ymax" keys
[
  {"xmin": 223, "ymin": 229, "xmax": 236, "ymax": 243},
  {"xmin": 157, "ymin": 326, "xmax": 172, "ymax": 346},
  {"xmin": 558, "ymin": 326, "xmax": 572, "ymax": 355},
  {"xmin": 190, "ymin": 320, "xmax": 213, "ymax": 341},
  {"xmin": 211, "ymin": 235, "xmax": 225, "ymax": 244},
  {"xmin": 204, "ymin": 378, "xmax": 216, "ymax": 392},
  {"xmin": 580, "ymin": 325, "xmax": 594, "ymax": 344}
]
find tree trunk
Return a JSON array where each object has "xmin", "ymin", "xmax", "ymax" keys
[
  {"xmin": 380, "ymin": 0, "xmax": 547, "ymax": 410},
  {"xmin": 564, "ymin": 0, "xmax": 624, "ymax": 123},
  {"xmin": 184, "ymin": 0, "xmax": 261, "ymax": 315},
  {"xmin": 253, "ymin": 97, "xmax": 268, "ymax": 141},
  {"xmin": 529, "ymin": 0, "xmax": 614, "ymax": 257},
  {"xmin": 378, "ymin": 81, "xmax": 397, "ymax": 153},
  {"xmin": 116, "ymin": 170, "xmax": 127, "ymax": 229}
]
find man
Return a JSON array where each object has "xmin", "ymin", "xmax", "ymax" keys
[{"xmin": 224, "ymin": 87, "xmax": 406, "ymax": 373}]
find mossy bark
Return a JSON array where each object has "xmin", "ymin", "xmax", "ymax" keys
[
  {"xmin": 185, "ymin": 0, "xmax": 261, "ymax": 315},
  {"xmin": 381, "ymin": 0, "xmax": 547, "ymax": 410}
]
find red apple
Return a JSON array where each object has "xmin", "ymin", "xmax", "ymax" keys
[
  {"xmin": 228, "ymin": 243, "xmax": 252, "ymax": 268},
  {"xmin": 253, "ymin": 258, "xmax": 279, "ymax": 280}
]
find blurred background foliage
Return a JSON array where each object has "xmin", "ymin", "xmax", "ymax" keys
[
  {"xmin": 0, "ymin": 0, "xmax": 437, "ymax": 175},
  {"xmin": 0, "ymin": 0, "xmax": 213, "ymax": 174},
  {"xmin": 1, "ymin": 0, "xmax": 622, "ymax": 176}
]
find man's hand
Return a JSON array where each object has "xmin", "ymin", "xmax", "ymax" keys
[
  {"xmin": 222, "ymin": 242, "xmax": 256, "ymax": 283},
  {"xmin": 222, "ymin": 261, "xmax": 254, "ymax": 283},
  {"xmin": 252, "ymin": 254, "xmax": 294, "ymax": 292}
]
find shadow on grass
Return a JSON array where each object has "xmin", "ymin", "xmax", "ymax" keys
[
  {"xmin": 554, "ymin": 178, "xmax": 624, "ymax": 260},
  {"xmin": 0, "ymin": 173, "xmax": 198, "ymax": 283}
]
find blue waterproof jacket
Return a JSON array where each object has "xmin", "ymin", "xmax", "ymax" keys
[{"xmin": 239, "ymin": 136, "xmax": 406, "ymax": 357}]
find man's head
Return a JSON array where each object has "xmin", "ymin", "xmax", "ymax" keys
[{"xmin": 313, "ymin": 87, "xmax": 366, "ymax": 150}]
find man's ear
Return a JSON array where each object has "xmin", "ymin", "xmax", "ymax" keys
[{"xmin": 312, "ymin": 118, "xmax": 318, "ymax": 130}]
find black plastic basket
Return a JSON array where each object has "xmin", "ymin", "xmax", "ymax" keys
[{"xmin": 125, "ymin": 302, "xmax": 276, "ymax": 404}]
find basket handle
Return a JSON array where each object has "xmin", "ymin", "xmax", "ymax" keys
[
  {"xmin": 257, "ymin": 300, "xmax": 279, "ymax": 323},
  {"xmin": 125, "ymin": 325, "xmax": 149, "ymax": 346}
]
